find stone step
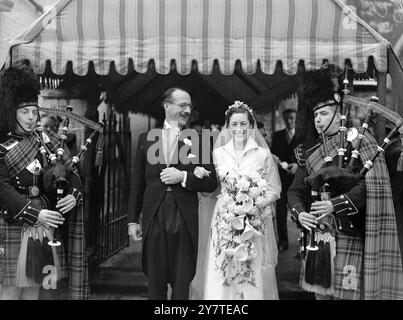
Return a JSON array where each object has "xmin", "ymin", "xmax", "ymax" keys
[
  {"xmin": 99, "ymin": 242, "xmax": 142, "ymax": 271},
  {"xmin": 91, "ymin": 268, "xmax": 148, "ymax": 295},
  {"xmin": 91, "ymin": 267, "xmax": 315, "ymax": 300},
  {"xmin": 91, "ymin": 220, "xmax": 315, "ymax": 300}
]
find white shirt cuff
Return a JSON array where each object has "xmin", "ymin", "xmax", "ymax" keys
[{"xmin": 181, "ymin": 171, "xmax": 187, "ymax": 188}]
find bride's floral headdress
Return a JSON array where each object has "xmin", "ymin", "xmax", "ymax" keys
[{"xmin": 225, "ymin": 101, "xmax": 256, "ymax": 122}]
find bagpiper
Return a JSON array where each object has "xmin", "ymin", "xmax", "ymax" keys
[
  {"xmin": 0, "ymin": 63, "xmax": 89, "ymax": 300},
  {"xmin": 288, "ymin": 67, "xmax": 403, "ymax": 300}
]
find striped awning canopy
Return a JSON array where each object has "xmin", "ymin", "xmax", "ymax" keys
[{"xmin": 6, "ymin": 0, "xmax": 390, "ymax": 76}]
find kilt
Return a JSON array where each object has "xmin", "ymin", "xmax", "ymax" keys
[
  {"xmin": 0, "ymin": 196, "xmax": 67, "ymax": 287},
  {"xmin": 333, "ymin": 233, "xmax": 363, "ymax": 299}
]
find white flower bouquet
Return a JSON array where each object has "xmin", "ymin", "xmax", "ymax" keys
[{"xmin": 213, "ymin": 168, "xmax": 274, "ymax": 287}]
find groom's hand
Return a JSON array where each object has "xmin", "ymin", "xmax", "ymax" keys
[
  {"xmin": 160, "ymin": 168, "xmax": 185, "ymax": 185},
  {"xmin": 128, "ymin": 223, "xmax": 142, "ymax": 242}
]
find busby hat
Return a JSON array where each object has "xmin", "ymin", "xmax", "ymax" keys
[
  {"xmin": 300, "ymin": 69, "xmax": 340, "ymax": 111},
  {"xmin": 0, "ymin": 62, "xmax": 40, "ymax": 134},
  {"xmin": 295, "ymin": 69, "xmax": 340, "ymax": 146}
]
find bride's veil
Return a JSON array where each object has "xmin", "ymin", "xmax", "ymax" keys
[{"xmin": 189, "ymin": 102, "xmax": 281, "ymax": 300}]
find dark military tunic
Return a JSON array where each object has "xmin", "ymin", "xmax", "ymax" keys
[
  {"xmin": 288, "ymin": 137, "xmax": 366, "ymax": 236},
  {"xmin": 0, "ymin": 132, "xmax": 81, "ymax": 287}
]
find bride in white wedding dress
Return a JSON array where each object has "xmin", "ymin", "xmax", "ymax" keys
[{"xmin": 190, "ymin": 101, "xmax": 281, "ymax": 300}]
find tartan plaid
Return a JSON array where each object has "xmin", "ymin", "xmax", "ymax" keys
[
  {"xmin": 0, "ymin": 197, "xmax": 67, "ymax": 286},
  {"xmin": 4, "ymin": 131, "xmax": 71, "ymax": 178},
  {"xmin": 0, "ymin": 221, "xmax": 21, "ymax": 285},
  {"xmin": 307, "ymin": 132, "xmax": 403, "ymax": 299}
]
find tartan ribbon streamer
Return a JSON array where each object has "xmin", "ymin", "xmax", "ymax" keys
[
  {"xmin": 344, "ymin": 95, "xmax": 403, "ymax": 126},
  {"xmin": 307, "ymin": 133, "xmax": 403, "ymax": 299},
  {"xmin": 67, "ymin": 170, "xmax": 90, "ymax": 300},
  {"xmin": 38, "ymin": 107, "xmax": 103, "ymax": 133},
  {"xmin": 37, "ymin": 107, "xmax": 104, "ymax": 168},
  {"xmin": 344, "ymin": 95, "xmax": 403, "ymax": 172}
]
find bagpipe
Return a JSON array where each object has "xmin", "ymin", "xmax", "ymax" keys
[
  {"xmin": 298, "ymin": 68, "xmax": 403, "ymax": 295},
  {"xmin": 33, "ymin": 106, "xmax": 104, "ymax": 246},
  {"xmin": 305, "ymin": 69, "xmax": 403, "ymax": 234}
]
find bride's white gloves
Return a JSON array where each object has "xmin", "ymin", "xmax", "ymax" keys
[{"xmin": 193, "ymin": 166, "xmax": 211, "ymax": 179}]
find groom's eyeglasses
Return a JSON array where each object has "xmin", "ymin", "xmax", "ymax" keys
[{"xmin": 167, "ymin": 101, "xmax": 194, "ymax": 111}]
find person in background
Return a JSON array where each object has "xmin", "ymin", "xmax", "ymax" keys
[
  {"xmin": 39, "ymin": 114, "xmax": 78, "ymax": 162},
  {"xmin": 39, "ymin": 115, "xmax": 60, "ymax": 135},
  {"xmin": 257, "ymin": 121, "xmax": 271, "ymax": 147},
  {"xmin": 271, "ymin": 109, "xmax": 298, "ymax": 252},
  {"xmin": 190, "ymin": 120, "xmax": 203, "ymax": 134}
]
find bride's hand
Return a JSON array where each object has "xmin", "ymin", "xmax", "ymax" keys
[{"xmin": 194, "ymin": 166, "xmax": 211, "ymax": 179}]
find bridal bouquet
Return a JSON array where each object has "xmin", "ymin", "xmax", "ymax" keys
[{"xmin": 213, "ymin": 168, "xmax": 274, "ymax": 287}]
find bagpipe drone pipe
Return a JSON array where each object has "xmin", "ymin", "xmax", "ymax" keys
[{"xmin": 33, "ymin": 106, "xmax": 104, "ymax": 246}]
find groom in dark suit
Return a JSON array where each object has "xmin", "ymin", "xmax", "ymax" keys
[
  {"xmin": 271, "ymin": 108, "xmax": 298, "ymax": 253},
  {"xmin": 128, "ymin": 87, "xmax": 217, "ymax": 300}
]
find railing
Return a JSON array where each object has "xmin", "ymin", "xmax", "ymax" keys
[{"xmin": 94, "ymin": 112, "xmax": 131, "ymax": 265}]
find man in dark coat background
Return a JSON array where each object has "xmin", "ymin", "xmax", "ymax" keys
[
  {"xmin": 127, "ymin": 87, "xmax": 217, "ymax": 300},
  {"xmin": 271, "ymin": 108, "xmax": 298, "ymax": 252}
]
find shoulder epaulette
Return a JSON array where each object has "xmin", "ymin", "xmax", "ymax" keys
[
  {"xmin": 0, "ymin": 138, "xmax": 19, "ymax": 152},
  {"xmin": 294, "ymin": 142, "xmax": 322, "ymax": 167}
]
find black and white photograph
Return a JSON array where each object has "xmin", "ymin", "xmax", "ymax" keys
[{"xmin": 1, "ymin": 0, "xmax": 403, "ymax": 310}]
